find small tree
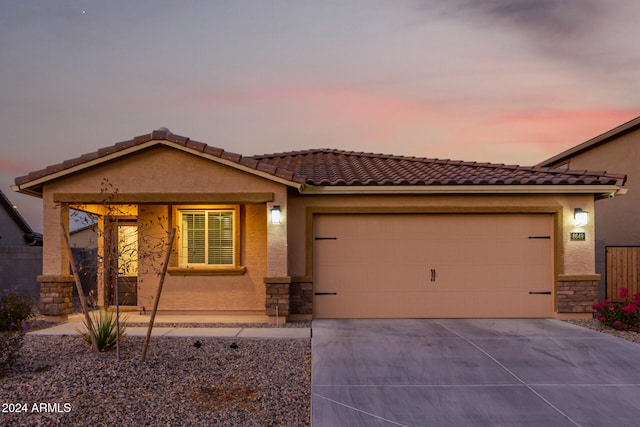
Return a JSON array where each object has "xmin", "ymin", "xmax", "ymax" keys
[{"xmin": 68, "ymin": 178, "xmax": 171, "ymax": 358}]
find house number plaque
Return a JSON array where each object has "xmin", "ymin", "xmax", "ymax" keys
[{"xmin": 570, "ymin": 232, "xmax": 586, "ymax": 241}]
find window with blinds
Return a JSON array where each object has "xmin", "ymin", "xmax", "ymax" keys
[{"xmin": 180, "ymin": 210, "xmax": 235, "ymax": 266}]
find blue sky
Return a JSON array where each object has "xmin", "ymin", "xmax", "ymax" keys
[{"xmin": 1, "ymin": 0, "xmax": 639, "ymax": 232}]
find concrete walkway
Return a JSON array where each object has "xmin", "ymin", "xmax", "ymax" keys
[{"xmin": 28, "ymin": 312, "xmax": 310, "ymax": 339}]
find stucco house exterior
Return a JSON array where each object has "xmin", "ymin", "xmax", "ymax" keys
[
  {"xmin": 537, "ymin": 116, "xmax": 639, "ymax": 301},
  {"xmin": 13, "ymin": 128, "xmax": 627, "ymax": 321}
]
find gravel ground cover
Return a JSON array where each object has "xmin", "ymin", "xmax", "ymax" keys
[
  {"xmin": 3, "ymin": 317, "xmax": 639, "ymax": 426},
  {"xmin": 1, "ymin": 330, "xmax": 311, "ymax": 426},
  {"xmin": 565, "ymin": 318, "xmax": 640, "ymax": 345}
]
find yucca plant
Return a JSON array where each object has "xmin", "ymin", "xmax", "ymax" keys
[{"xmin": 80, "ymin": 310, "xmax": 127, "ymax": 352}]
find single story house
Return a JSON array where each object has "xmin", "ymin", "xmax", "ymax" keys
[
  {"xmin": 13, "ymin": 128, "xmax": 627, "ymax": 321},
  {"xmin": 536, "ymin": 116, "xmax": 640, "ymax": 301}
]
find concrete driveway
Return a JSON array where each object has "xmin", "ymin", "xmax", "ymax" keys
[{"xmin": 312, "ymin": 319, "xmax": 640, "ymax": 427}]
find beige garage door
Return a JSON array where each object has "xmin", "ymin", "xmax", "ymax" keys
[{"xmin": 313, "ymin": 214, "xmax": 554, "ymax": 318}]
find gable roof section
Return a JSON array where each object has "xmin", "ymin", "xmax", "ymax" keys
[
  {"xmin": 13, "ymin": 128, "xmax": 626, "ymax": 199},
  {"xmin": 0, "ymin": 189, "xmax": 42, "ymax": 245},
  {"xmin": 13, "ymin": 128, "xmax": 308, "ymax": 197},
  {"xmin": 536, "ymin": 116, "xmax": 640, "ymax": 168}
]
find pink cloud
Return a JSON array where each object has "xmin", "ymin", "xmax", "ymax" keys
[
  {"xmin": 486, "ymin": 109, "xmax": 637, "ymax": 146},
  {"xmin": 0, "ymin": 157, "xmax": 39, "ymax": 177},
  {"xmin": 195, "ymin": 84, "xmax": 445, "ymax": 124}
]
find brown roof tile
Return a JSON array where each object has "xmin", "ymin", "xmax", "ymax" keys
[
  {"xmin": 13, "ymin": 132, "xmax": 627, "ymax": 193},
  {"xmin": 250, "ymin": 148, "xmax": 627, "ymax": 187},
  {"xmin": 185, "ymin": 140, "xmax": 206, "ymax": 152},
  {"xmin": 220, "ymin": 151, "xmax": 242, "ymax": 163}
]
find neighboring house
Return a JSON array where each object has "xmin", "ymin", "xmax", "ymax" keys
[
  {"xmin": 13, "ymin": 128, "xmax": 626, "ymax": 321},
  {"xmin": 70, "ymin": 224, "xmax": 99, "ymax": 302},
  {"xmin": 537, "ymin": 116, "xmax": 640, "ymax": 301},
  {"xmin": 0, "ymin": 189, "xmax": 42, "ymax": 301},
  {"xmin": 0, "ymin": 189, "xmax": 42, "ymax": 247},
  {"xmin": 70, "ymin": 223, "xmax": 98, "ymax": 249}
]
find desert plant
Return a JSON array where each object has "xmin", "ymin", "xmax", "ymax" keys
[
  {"xmin": 593, "ymin": 287, "xmax": 640, "ymax": 331},
  {"xmin": 0, "ymin": 289, "xmax": 34, "ymax": 372},
  {"xmin": 80, "ymin": 310, "xmax": 127, "ymax": 352}
]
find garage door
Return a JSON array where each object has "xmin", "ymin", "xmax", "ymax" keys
[{"xmin": 313, "ymin": 214, "xmax": 553, "ymax": 318}]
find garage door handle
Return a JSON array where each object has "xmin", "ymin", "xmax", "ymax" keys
[
  {"xmin": 430, "ymin": 269, "xmax": 436, "ymax": 282},
  {"xmin": 315, "ymin": 292, "xmax": 337, "ymax": 295},
  {"xmin": 529, "ymin": 291, "xmax": 551, "ymax": 295}
]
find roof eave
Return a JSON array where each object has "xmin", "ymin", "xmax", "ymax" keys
[{"xmin": 299, "ymin": 184, "xmax": 626, "ymax": 198}]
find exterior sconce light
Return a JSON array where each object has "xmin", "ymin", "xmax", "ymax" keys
[
  {"xmin": 574, "ymin": 208, "xmax": 588, "ymax": 226},
  {"xmin": 271, "ymin": 205, "xmax": 281, "ymax": 225}
]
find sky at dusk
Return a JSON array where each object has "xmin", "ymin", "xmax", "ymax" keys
[{"xmin": 1, "ymin": 0, "xmax": 639, "ymax": 233}]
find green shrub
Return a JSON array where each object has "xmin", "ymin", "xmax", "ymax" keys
[
  {"xmin": 0, "ymin": 289, "xmax": 35, "ymax": 372},
  {"xmin": 80, "ymin": 310, "xmax": 127, "ymax": 352},
  {"xmin": 0, "ymin": 288, "xmax": 34, "ymax": 332}
]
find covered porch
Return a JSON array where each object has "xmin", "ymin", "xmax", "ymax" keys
[{"xmin": 38, "ymin": 190, "xmax": 290, "ymax": 323}]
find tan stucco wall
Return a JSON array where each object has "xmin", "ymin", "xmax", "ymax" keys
[
  {"xmin": 135, "ymin": 204, "xmax": 268, "ymax": 311},
  {"xmin": 39, "ymin": 146, "xmax": 288, "ymax": 311},
  {"xmin": 47, "ymin": 146, "xmax": 285, "ymax": 195},
  {"xmin": 286, "ymin": 191, "xmax": 596, "ymax": 279},
  {"xmin": 548, "ymin": 131, "xmax": 637, "ymax": 246}
]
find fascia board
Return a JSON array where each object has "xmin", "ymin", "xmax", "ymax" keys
[{"xmin": 299, "ymin": 184, "xmax": 625, "ymax": 197}]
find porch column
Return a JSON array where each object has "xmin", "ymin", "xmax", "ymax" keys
[
  {"xmin": 38, "ymin": 200, "xmax": 74, "ymax": 319},
  {"xmin": 265, "ymin": 200, "xmax": 290, "ymax": 323}
]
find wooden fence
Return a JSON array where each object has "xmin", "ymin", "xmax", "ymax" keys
[{"xmin": 606, "ymin": 246, "xmax": 640, "ymax": 300}]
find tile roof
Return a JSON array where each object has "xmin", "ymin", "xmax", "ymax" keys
[
  {"xmin": 14, "ymin": 129, "xmax": 626, "ymax": 194},
  {"xmin": 251, "ymin": 148, "xmax": 627, "ymax": 187}
]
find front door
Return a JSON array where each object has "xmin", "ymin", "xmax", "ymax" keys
[{"xmin": 105, "ymin": 219, "xmax": 138, "ymax": 306}]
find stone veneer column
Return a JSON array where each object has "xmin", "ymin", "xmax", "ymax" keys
[
  {"xmin": 556, "ymin": 275, "xmax": 600, "ymax": 314},
  {"xmin": 264, "ymin": 276, "xmax": 291, "ymax": 324},
  {"xmin": 290, "ymin": 277, "xmax": 313, "ymax": 316},
  {"xmin": 38, "ymin": 275, "xmax": 74, "ymax": 319}
]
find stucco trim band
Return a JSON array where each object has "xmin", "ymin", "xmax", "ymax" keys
[
  {"xmin": 300, "ymin": 184, "xmax": 623, "ymax": 198},
  {"xmin": 37, "ymin": 275, "xmax": 74, "ymax": 283},
  {"xmin": 54, "ymin": 192, "xmax": 274, "ymax": 204},
  {"xmin": 557, "ymin": 274, "xmax": 601, "ymax": 282},
  {"xmin": 166, "ymin": 266, "xmax": 246, "ymax": 276}
]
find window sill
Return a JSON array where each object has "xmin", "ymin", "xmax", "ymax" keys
[{"xmin": 167, "ymin": 266, "xmax": 247, "ymax": 276}]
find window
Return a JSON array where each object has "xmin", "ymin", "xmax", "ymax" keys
[{"xmin": 179, "ymin": 209, "xmax": 236, "ymax": 267}]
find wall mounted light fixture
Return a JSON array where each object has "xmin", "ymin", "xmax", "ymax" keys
[
  {"xmin": 574, "ymin": 208, "xmax": 588, "ymax": 226},
  {"xmin": 271, "ymin": 205, "xmax": 281, "ymax": 225}
]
